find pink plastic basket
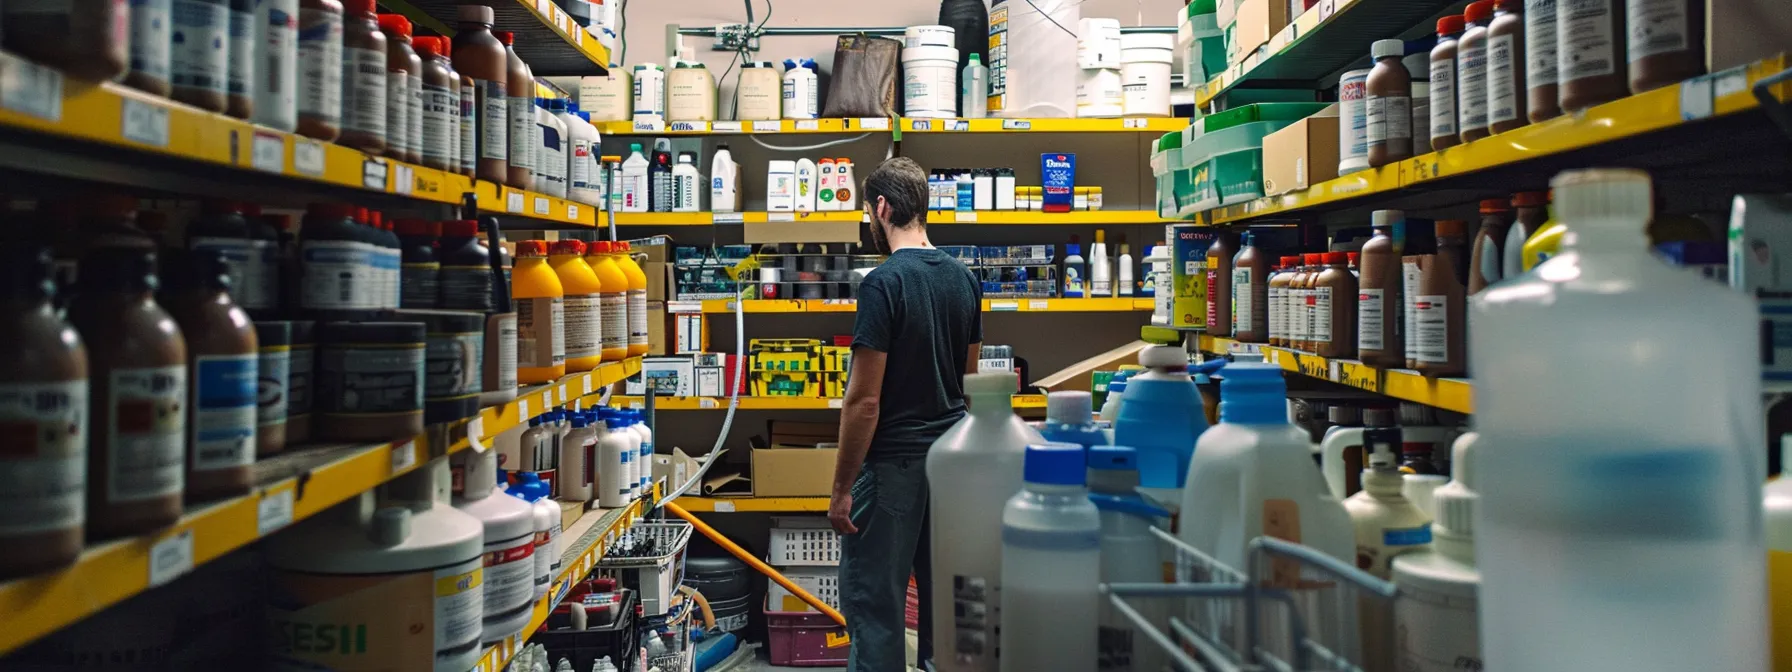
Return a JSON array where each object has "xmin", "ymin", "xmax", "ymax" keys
[{"xmin": 765, "ymin": 600, "xmax": 850, "ymax": 667}]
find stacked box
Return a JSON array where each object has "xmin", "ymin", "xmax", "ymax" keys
[
  {"xmin": 674, "ymin": 245, "xmax": 755, "ymax": 300},
  {"xmin": 750, "ymin": 339, "xmax": 825, "ymax": 397},
  {"xmin": 819, "ymin": 346, "xmax": 851, "ymax": 397}
]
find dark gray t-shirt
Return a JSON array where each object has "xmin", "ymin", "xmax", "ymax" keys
[{"xmin": 852, "ymin": 247, "xmax": 983, "ymax": 457}]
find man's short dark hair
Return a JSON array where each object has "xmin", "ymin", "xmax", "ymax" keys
[{"xmin": 862, "ymin": 157, "xmax": 929, "ymax": 228}]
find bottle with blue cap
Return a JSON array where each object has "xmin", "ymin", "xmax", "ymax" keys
[
  {"xmin": 1087, "ymin": 445, "xmax": 1170, "ymax": 672},
  {"xmin": 561, "ymin": 412, "xmax": 595, "ymax": 502},
  {"xmin": 1098, "ymin": 371, "xmax": 1132, "ymax": 423},
  {"xmin": 626, "ymin": 410, "xmax": 653, "ymax": 494},
  {"xmin": 596, "ymin": 411, "xmax": 633, "ymax": 508},
  {"xmin": 1041, "ymin": 391, "xmax": 1106, "ymax": 448},
  {"xmin": 1114, "ymin": 345, "xmax": 1212, "ymax": 511},
  {"xmin": 999, "ymin": 443, "xmax": 1100, "ymax": 672},
  {"xmin": 511, "ymin": 471, "xmax": 555, "ymax": 597}
]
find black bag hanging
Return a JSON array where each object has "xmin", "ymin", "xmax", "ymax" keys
[{"xmin": 939, "ymin": 0, "xmax": 989, "ymax": 80}]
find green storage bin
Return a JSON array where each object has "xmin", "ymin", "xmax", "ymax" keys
[
  {"xmin": 1184, "ymin": 0, "xmax": 1226, "ymax": 88},
  {"xmin": 1152, "ymin": 131, "xmax": 1187, "ymax": 219},
  {"xmin": 1180, "ymin": 103, "xmax": 1332, "ymax": 211}
]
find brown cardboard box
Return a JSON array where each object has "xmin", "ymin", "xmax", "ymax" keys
[
  {"xmin": 1033, "ymin": 341, "xmax": 1150, "ymax": 393},
  {"xmin": 744, "ymin": 217, "xmax": 862, "ymax": 245},
  {"xmin": 647, "ymin": 301, "xmax": 668, "ymax": 355},
  {"xmin": 752, "ymin": 446, "xmax": 838, "ymax": 497},
  {"xmin": 652, "ymin": 448, "xmax": 702, "ymax": 493},
  {"xmin": 1230, "ymin": 0, "xmax": 1288, "ymax": 65},
  {"xmin": 1262, "ymin": 108, "xmax": 1340, "ymax": 196},
  {"xmin": 559, "ymin": 501, "xmax": 585, "ymax": 532},
  {"xmin": 646, "ymin": 261, "xmax": 672, "ymax": 301},
  {"xmin": 769, "ymin": 420, "xmax": 839, "ymax": 447}
]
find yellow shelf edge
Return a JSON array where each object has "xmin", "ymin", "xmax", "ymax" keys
[
  {"xmin": 692, "ymin": 298, "xmax": 1152, "ymax": 314},
  {"xmin": 898, "ymin": 117, "xmax": 1188, "ymax": 133},
  {"xmin": 1193, "ymin": 0, "xmax": 1365, "ymax": 108},
  {"xmin": 610, "ymin": 211, "xmax": 862, "ymax": 226},
  {"xmin": 613, "ymin": 393, "xmax": 1048, "ymax": 411},
  {"xmin": 675, "ymin": 496, "xmax": 830, "ymax": 513},
  {"xmin": 926, "ymin": 210, "xmax": 1177, "ymax": 225},
  {"xmin": 594, "ymin": 118, "xmax": 869, "ymax": 135},
  {"xmin": 509, "ymin": 0, "xmax": 609, "ymax": 72},
  {"xmin": 1198, "ymin": 335, "xmax": 1472, "ymax": 413}
]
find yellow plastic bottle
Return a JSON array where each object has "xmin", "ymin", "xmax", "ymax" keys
[
  {"xmin": 616, "ymin": 241, "xmax": 650, "ymax": 357},
  {"xmin": 511, "ymin": 240, "xmax": 566, "ymax": 383},
  {"xmin": 548, "ymin": 240, "xmax": 603, "ymax": 372},
  {"xmin": 586, "ymin": 241, "xmax": 630, "ymax": 362},
  {"xmin": 1520, "ymin": 203, "xmax": 1563, "ymax": 272}
]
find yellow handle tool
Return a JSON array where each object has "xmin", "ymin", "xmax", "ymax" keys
[{"xmin": 663, "ymin": 501, "xmax": 851, "ymax": 646}]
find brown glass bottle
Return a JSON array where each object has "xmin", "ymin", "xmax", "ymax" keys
[
  {"xmin": 498, "ymin": 30, "xmax": 535, "ymax": 189},
  {"xmin": 454, "ymin": 5, "xmax": 509, "ymax": 184},
  {"xmin": 1557, "ymin": 0, "xmax": 1626, "ymax": 112},
  {"xmin": 460, "ymin": 73, "xmax": 478, "ymax": 176},
  {"xmin": 418, "ymin": 36, "xmax": 459, "ymax": 171},
  {"xmin": 1314, "ymin": 251, "xmax": 1358, "ymax": 358},
  {"xmin": 1486, "ymin": 0, "xmax": 1528, "ymax": 133},
  {"xmin": 1232, "ymin": 232, "xmax": 1270, "ymax": 342},
  {"xmin": 1285, "ymin": 256, "xmax": 1311, "ymax": 350},
  {"xmin": 1457, "ymin": 1, "xmax": 1495, "ymax": 144},
  {"xmin": 1366, "ymin": 39, "xmax": 1414, "ymax": 167},
  {"xmin": 68, "ymin": 246, "xmax": 188, "ymax": 540},
  {"xmin": 1268, "ymin": 256, "xmax": 1298, "ymax": 347},
  {"xmin": 1357, "ymin": 210, "xmax": 1404, "ymax": 366},
  {"xmin": 1415, "ymin": 220, "xmax": 1468, "ymax": 377},
  {"xmin": 0, "ymin": 245, "xmax": 89, "ymax": 578},
  {"xmin": 1205, "ymin": 231, "xmax": 1237, "ymax": 336},
  {"xmin": 1625, "ymin": 0, "xmax": 1702, "ymax": 94},
  {"xmin": 1428, "ymin": 16, "xmax": 1465, "ymax": 151},
  {"xmin": 379, "ymin": 14, "xmax": 423, "ymax": 164},
  {"xmin": 1468, "ymin": 198, "xmax": 1513, "ymax": 294},
  {"xmin": 123, "ymin": 0, "xmax": 172, "ymax": 97},
  {"xmin": 2, "ymin": 0, "xmax": 129, "ymax": 82},
  {"xmin": 160, "ymin": 249, "xmax": 258, "ymax": 501},
  {"xmin": 1299, "ymin": 253, "xmax": 1325, "ymax": 352},
  {"xmin": 170, "ymin": 0, "xmax": 230, "ymax": 112},
  {"xmin": 1527, "ymin": 0, "xmax": 1562, "ymax": 122},
  {"xmin": 339, "ymin": 0, "xmax": 388, "ymax": 155},
  {"xmin": 1513, "ymin": 190, "xmax": 1549, "ymax": 240},
  {"xmin": 295, "ymin": 0, "xmax": 344, "ymax": 141}
]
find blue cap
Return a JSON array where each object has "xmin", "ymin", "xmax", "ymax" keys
[
  {"xmin": 607, "ymin": 417, "xmax": 627, "ymax": 430},
  {"xmin": 783, "ymin": 59, "xmax": 797, "ymax": 69},
  {"xmin": 1067, "ymin": 243, "xmax": 1081, "ymax": 255},
  {"xmin": 1024, "ymin": 443, "xmax": 1087, "ymax": 486},
  {"xmin": 1087, "ymin": 445, "xmax": 1138, "ymax": 471},
  {"xmin": 567, "ymin": 101, "xmax": 581, "ymax": 113},
  {"xmin": 1089, "ymin": 493, "xmax": 1169, "ymax": 518},
  {"xmin": 1107, "ymin": 379, "xmax": 1127, "ymax": 394},
  {"xmin": 1217, "ymin": 361, "xmax": 1287, "ymax": 425},
  {"xmin": 549, "ymin": 98, "xmax": 567, "ymax": 112},
  {"xmin": 515, "ymin": 472, "xmax": 543, "ymax": 502},
  {"xmin": 528, "ymin": 416, "xmax": 541, "ymax": 427},
  {"xmin": 570, "ymin": 414, "xmax": 588, "ymax": 428}
]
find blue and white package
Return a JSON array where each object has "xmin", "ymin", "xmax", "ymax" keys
[{"xmin": 1042, "ymin": 152, "xmax": 1075, "ymax": 213}]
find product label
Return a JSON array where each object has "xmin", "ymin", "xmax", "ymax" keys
[
  {"xmin": 1626, "ymin": 0, "xmax": 1688, "ymax": 62},
  {"xmin": 401, "ymin": 261, "xmax": 439, "ymax": 309},
  {"xmin": 107, "ymin": 366, "xmax": 186, "ymax": 503},
  {"xmin": 1311, "ymin": 286, "xmax": 1333, "ymax": 344},
  {"xmin": 425, "ymin": 330, "xmax": 483, "ymax": 400},
  {"xmin": 1487, "ymin": 33, "xmax": 1520, "ymax": 124},
  {"xmin": 492, "ymin": 313, "xmax": 518, "ymax": 391},
  {"xmin": 1383, "ymin": 524, "xmax": 1434, "ymax": 546},
  {"xmin": 258, "ymin": 0, "xmax": 298, "ymax": 111},
  {"xmin": 628, "ymin": 289, "xmax": 648, "ymax": 348},
  {"xmin": 437, "ymin": 265, "xmax": 493, "ymax": 311},
  {"xmin": 1429, "ymin": 58, "xmax": 1457, "ymax": 138},
  {"xmin": 1395, "ymin": 579, "xmax": 1483, "ymax": 672},
  {"xmin": 1457, "ymin": 41, "xmax": 1488, "ymax": 131},
  {"xmin": 131, "ymin": 0, "xmax": 173, "ymax": 81},
  {"xmin": 1527, "ymin": 0, "xmax": 1560, "ymax": 86},
  {"xmin": 600, "ymin": 293, "xmax": 627, "ymax": 352},
  {"xmin": 508, "ymin": 96, "xmax": 534, "ymax": 171},
  {"xmin": 343, "ymin": 46, "xmax": 386, "ymax": 137},
  {"xmin": 1414, "ymin": 293, "xmax": 1450, "ymax": 363},
  {"xmin": 191, "ymin": 236, "xmax": 277, "ymax": 310},
  {"xmin": 516, "ymin": 296, "xmax": 565, "ymax": 369},
  {"xmin": 268, "ymin": 557, "xmax": 483, "ymax": 669},
  {"xmin": 532, "ymin": 526, "xmax": 552, "ymax": 588},
  {"xmin": 300, "ymin": 239, "xmax": 373, "ymax": 310},
  {"xmin": 288, "ymin": 344, "xmax": 313, "ymax": 415},
  {"xmin": 563, "ymin": 295, "xmax": 601, "ymax": 361},
  {"xmin": 191, "ymin": 354, "xmax": 257, "ymax": 471},
  {"xmin": 570, "ymin": 140, "xmax": 593, "ymax": 189},
  {"xmin": 1366, "ymin": 95, "xmax": 1411, "ymax": 147},
  {"xmin": 406, "ymin": 74, "xmax": 422, "ymax": 159},
  {"xmin": 540, "ymin": 123, "xmax": 565, "ymax": 187},
  {"xmin": 1268, "ymin": 282, "xmax": 1286, "ymax": 341},
  {"xmin": 316, "ymin": 344, "xmax": 424, "ymax": 414},
  {"xmin": 460, "ymin": 86, "xmax": 477, "ymax": 171},
  {"xmin": 295, "ymin": 7, "xmax": 342, "ymax": 123},
  {"xmin": 482, "ymin": 536, "xmax": 535, "ymax": 613},
  {"xmin": 1358, "ymin": 287, "xmax": 1386, "ymax": 351},
  {"xmin": 479, "ymin": 80, "xmax": 507, "ymax": 161},
  {"xmin": 227, "ymin": 5, "xmax": 253, "ymax": 97},
  {"xmin": 1231, "ymin": 269, "xmax": 1254, "ymax": 332},
  {"xmin": 1560, "ymin": 0, "xmax": 1617, "ymax": 80},
  {"xmin": 1289, "ymin": 286, "xmax": 1307, "ymax": 341},
  {"xmin": 1402, "ymin": 261, "xmax": 1423, "ymax": 361},
  {"xmin": 171, "ymin": 0, "xmax": 228, "ymax": 94},
  {"xmin": 258, "ymin": 344, "xmax": 289, "ymax": 428},
  {"xmin": 0, "ymin": 380, "xmax": 88, "ymax": 535},
  {"xmin": 421, "ymin": 82, "xmax": 453, "ymax": 164},
  {"xmin": 386, "ymin": 70, "xmax": 411, "ymax": 156},
  {"xmin": 950, "ymin": 572, "xmax": 997, "ymax": 663},
  {"xmin": 1340, "ymin": 74, "xmax": 1368, "ymax": 160}
]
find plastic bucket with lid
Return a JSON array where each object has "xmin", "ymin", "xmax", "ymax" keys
[
  {"xmin": 904, "ymin": 24, "xmax": 955, "ymax": 49},
  {"xmin": 1121, "ymin": 33, "xmax": 1175, "ymax": 117},
  {"xmin": 902, "ymin": 44, "xmax": 959, "ymax": 118},
  {"xmin": 1076, "ymin": 68, "xmax": 1123, "ymax": 118}
]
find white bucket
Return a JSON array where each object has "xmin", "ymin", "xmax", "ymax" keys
[
  {"xmin": 1120, "ymin": 33, "xmax": 1174, "ymax": 117},
  {"xmin": 1077, "ymin": 18, "xmax": 1121, "ymax": 69},
  {"xmin": 904, "ymin": 24, "xmax": 956, "ymax": 49},
  {"xmin": 902, "ymin": 44, "xmax": 959, "ymax": 118},
  {"xmin": 1076, "ymin": 68, "xmax": 1123, "ymax": 118},
  {"xmin": 991, "ymin": 0, "xmax": 1080, "ymax": 118},
  {"xmin": 1339, "ymin": 68, "xmax": 1370, "ymax": 174}
]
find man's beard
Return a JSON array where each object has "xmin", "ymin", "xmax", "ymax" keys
[{"xmin": 869, "ymin": 220, "xmax": 890, "ymax": 255}]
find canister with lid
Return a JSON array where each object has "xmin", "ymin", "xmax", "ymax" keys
[
  {"xmin": 397, "ymin": 310, "xmax": 485, "ymax": 424},
  {"xmin": 255, "ymin": 321, "xmax": 291, "ymax": 457},
  {"xmin": 666, "ymin": 62, "xmax": 717, "ymax": 121},
  {"xmin": 314, "ymin": 321, "xmax": 426, "ymax": 442},
  {"xmin": 735, "ymin": 62, "xmax": 782, "ymax": 121},
  {"xmin": 287, "ymin": 320, "xmax": 316, "ymax": 443}
]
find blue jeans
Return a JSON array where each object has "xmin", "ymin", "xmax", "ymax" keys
[{"xmin": 839, "ymin": 456, "xmax": 933, "ymax": 672}]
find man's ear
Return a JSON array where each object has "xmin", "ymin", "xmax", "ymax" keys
[{"xmin": 875, "ymin": 197, "xmax": 892, "ymax": 224}]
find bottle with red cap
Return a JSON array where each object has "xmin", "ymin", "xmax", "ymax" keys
[
  {"xmin": 1268, "ymin": 255, "xmax": 1299, "ymax": 347},
  {"xmin": 299, "ymin": 203, "xmax": 377, "ymax": 319},
  {"xmin": 339, "ymin": 0, "xmax": 389, "ymax": 155},
  {"xmin": 377, "ymin": 14, "xmax": 423, "ymax": 164}
]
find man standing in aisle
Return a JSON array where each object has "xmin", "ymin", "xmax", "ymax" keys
[{"xmin": 829, "ymin": 157, "xmax": 982, "ymax": 672}]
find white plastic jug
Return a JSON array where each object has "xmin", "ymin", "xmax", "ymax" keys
[
  {"xmin": 1088, "ymin": 446, "xmax": 1169, "ymax": 672},
  {"xmin": 1391, "ymin": 431, "xmax": 1483, "ymax": 672},
  {"xmin": 928, "ymin": 373, "xmax": 1042, "ymax": 672},
  {"xmin": 999, "ymin": 443, "xmax": 1100, "ymax": 672}
]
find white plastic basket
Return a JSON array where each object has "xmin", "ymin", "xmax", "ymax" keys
[
  {"xmin": 768, "ymin": 516, "xmax": 840, "ymax": 566},
  {"xmin": 766, "ymin": 567, "xmax": 841, "ymax": 612},
  {"xmin": 598, "ymin": 521, "xmax": 693, "ymax": 616}
]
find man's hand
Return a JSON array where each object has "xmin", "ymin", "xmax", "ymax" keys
[{"xmin": 829, "ymin": 491, "xmax": 859, "ymax": 535}]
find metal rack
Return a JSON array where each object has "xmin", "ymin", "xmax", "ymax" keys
[{"xmin": 1106, "ymin": 529, "xmax": 1400, "ymax": 672}]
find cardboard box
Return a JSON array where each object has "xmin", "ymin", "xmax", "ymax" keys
[
  {"xmin": 651, "ymin": 447, "xmax": 701, "ymax": 493},
  {"xmin": 674, "ymin": 313, "xmax": 706, "ymax": 353},
  {"xmin": 752, "ymin": 446, "xmax": 838, "ymax": 497},
  {"xmin": 1230, "ymin": 0, "xmax": 1287, "ymax": 65},
  {"xmin": 1262, "ymin": 108, "xmax": 1340, "ymax": 196},
  {"xmin": 646, "ymin": 260, "xmax": 671, "ymax": 302},
  {"xmin": 743, "ymin": 218, "xmax": 862, "ymax": 245},
  {"xmin": 769, "ymin": 420, "xmax": 839, "ymax": 448},
  {"xmin": 1033, "ymin": 340, "xmax": 1150, "ymax": 393},
  {"xmin": 647, "ymin": 300, "xmax": 669, "ymax": 355}
]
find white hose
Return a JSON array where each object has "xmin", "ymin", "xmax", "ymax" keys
[
  {"xmin": 662, "ymin": 285, "xmax": 747, "ymax": 502},
  {"xmin": 747, "ymin": 132, "xmax": 877, "ymax": 153}
]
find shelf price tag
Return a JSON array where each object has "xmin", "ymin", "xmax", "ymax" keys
[
  {"xmin": 1000, "ymin": 119, "xmax": 1031, "ymax": 130},
  {"xmin": 945, "ymin": 119, "xmax": 969, "ymax": 131},
  {"xmin": 390, "ymin": 439, "xmax": 417, "ymax": 473},
  {"xmin": 954, "ymin": 211, "xmax": 977, "ymax": 222},
  {"xmin": 767, "ymin": 212, "xmax": 795, "ymax": 222},
  {"xmin": 753, "ymin": 120, "xmax": 783, "ymax": 132},
  {"xmin": 534, "ymin": 196, "xmax": 550, "ymax": 215},
  {"xmin": 633, "ymin": 118, "xmax": 665, "ymax": 132},
  {"xmin": 393, "ymin": 164, "xmax": 414, "ymax": 194},
  {"xmin": 668, "ymin": 300, "xmax": 703, "ymax": 313},
  {"xmin": 713, "ymin": 500, "xmax": 735, "ymax": 512},
  {"xmin": 858, "ymin": 117, "xmax": 890, "ymax": 130},
  {"xmin": 1028, "ymin": 300, "xmax": 1050, "ymax": 311},
  {"xmin": 0, "ymin": 55, "xmax": 64, "ymax": 121},
  {"xmin": 990, "ymin": 300, "xmax": 1019, "ymax": 311},
  {"xmin": 710, "ymin": 121, "xmax": 741, "ymax": 132},
  {"xmin": 1123, "ymin": 118, "xmax": 1148, "ymax": 129},
  {"xmin": 251, "ymin": 132, "xmax": 285, "ymax": 172},
  {"xmin": 828, "ymin": 398, "xmax": 844, "ymax": 409},
  {"xmin": 567, "ymin": 204, "xmax": 580, "ymax": 220},
  {"xmin": 258, "ymin": 488, "xmax": 295, "ymax": 535},
  {"xmin": 148, "ymin": 529, "xmax": 195, "ymax": 587},
  {"xmin": 911, "ymin": 119, "xmax": 932, "ymax": 131},
  {"xmin": 1680, "ymin": 74, "xmax": 1715, "ymax": 120},
  {"xmin": 516, "ymin": 398, "xmax": 529, "ymax": 420},
  {"xmin": 712, "ymin": 212, "xmax": 745, "ymax": 224},
  {"xmin": 669, "ymin": 120, "xmax": 709, "ymax": 132},
  {"xmin": 506, "ymin": 190, "xmax": 524, "ymax": 212},
  {"xmin": 121, "ymin": 98, "xmax": 170, "ymax": 148},
  {"xmin": 292, "ymin": 140, "xmax": 325, "ymax": 176},
  {"xmin": 362, "ymin": 159, "xmax": 388, "ymax": 189},
  {"xmin": 794, "ymin": 119, "xmax": 820, "ymax": 131}
]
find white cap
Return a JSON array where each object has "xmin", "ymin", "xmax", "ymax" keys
[
  {"xmin": 1046, "ymin": 391, "xmax": 1094, "ymax": 424},
  {"xmin": 1139, "ymin": 345, "xmax": 1187, "ymax": 369},
  {"xmin": 1433, "ymin": 432, "xmax": 1478, "ymax": 538},
  {"xmin": 1551, "ymin": 168, "xmax": 1652, "ymax": 223},
  {"xmin": 1371, "ymin": 39, "xmax": 1405, "ymax": 60},
  {"xmin": 1371, "ymin": 209, "xmax": 1403, "ymax": 227},
  {"xmin": 964, "ymin": 372, "xmax": 1020, "ymax": 395}
]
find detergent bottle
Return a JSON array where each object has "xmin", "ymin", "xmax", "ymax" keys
[
  {"xmin": 1087, "ymin": 445, "xmax": 1169, "ymax": 672},
  {"xmin": 1041, "ymin": 391, "xmax": 1105, "ymax": 448},
  {"xmin": 1113, "ymin": 345, "xmax": 1209, "ymax": 511}
]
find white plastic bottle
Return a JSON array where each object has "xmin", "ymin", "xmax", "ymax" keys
[
  {"xmin": 514, "ymin": 472, "xmax": 556, "ymax": 596},
  {"xmin": 608, "ymin": 409, "xmax": 641, "ymax": 498},
  {"xmin": 1090, "ymin": 229, "xmax": 1112, "ymax": 297},
  {"xmin": 1391, "ymin": 431, "xmax": 1483, "ymax": 672},
  {"xmin": 560, "ymin": 102, "xmax": 602, "ymax": 206},
  {"xmin": 961, "ymin": 53, "xmax": 989, "ymax": 118},
  {"xmin": 251, "ymin": 0, "xmax": 299, "ymax": 131},
  {"xmin": 766, "ymin": 160, "xmax": 796, "ymax": 212},
  {"xmin": 1087, "ymin": 445, "xmax": 1169, "ymax": 672},
  {"xmin": 629, "ymin": 410, "xmax": 653, "ymax": 494},
  {"xmin": 794, "ymin": 158, "xmax": 818, "ymax": 212},
  {"xmin": 671, "ymin": 152, "xmax": 702, "ymax": 212},
  {"xmin": 631, "ymin": 63, "xmax": 665, "ymax": 124},
  {"xmin": 927, "ymin": 373, "xmax": 1043, "ymax": 671},
  {"xmin": 619, "ymin": 143, "xmax": 649, "ymax": 212},
  {"xmin": 816, "ymin": 158, "xmax": 837, "ymax": 210},
  {"xmin": 1097, "ymin": 374, "xmax": 1128, "ymax": 423},
  {"xmin": 1345, "ymin": 425, "xmax": 1433, "ymax": 579},
  {"xmin": 560, "ymin": 413, "xmax": 594, "ymax": 502},
  {"xmin": 782, "ymin": 59, "xmax": 818, "ymax": 119},
  {"xmin": 1063, "ymin": 240, "xmax": 1086, "ymax": 298},
  {"xmin": 451, "ymin": 448, "xmax": 537, "ymax": 643},
  {"xmin": 999, "ymin": 443, "xmax": 1100, "ymax": 672},
  {"xmin": 596, "ymin": 413, "xmax": 630, "ymax": 508},
  {"xmin": 711, "ymin": 144, "xmax": 740, "ymax": 213},
  {"xmin": 535, "ymin": 100, "xmax": 568, "ymax": 198},
  {"xmin": 1472, "ymin": 168, "xmax": 1768, "ymax": 671},
  {"xmin": 834, "ymin": 158, "xmax": 856, "ymax": 209},
  {"xmin": 1320, "ymin": 406, "xmax": 1392, "ymax": 499},
  {"xmin": 1117, "ymin": 242, "xmax": 1134, "ymax": 297}
]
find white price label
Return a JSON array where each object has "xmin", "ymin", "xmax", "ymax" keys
[
  {"xmin": 955, "ymin": 211, "xmax": 977, "ymax": 222},
  {"xmin": 712, "ymin": 212, "xmax": 744, "ymax": 224},
  {"xmin": 121, "ymin": 98, "xmax": 170, "ymax": 147},
  {"xmin": 669, "ymin": 120, "xmax": 709, "ymax": 132},
  {"xmin": 828, "ymin": 398, "xmax": 844, "ymax": 409},
  {"xmin": 0, "ymin": 55, "xmax": 64, "ymax": 121},
  {"xmin": 251, "ymin": 132, "xmax": 285, "ymax": 172},
  {"xmin": 567, "ymin": 204, "xmax": 579, "ymax": 220},
  {"xmin": 534, "ymin": 197, "xmax": 549, "ymax": 215},
  {"xmin": 713, "ymin": 121, "xmax": 742, "ymax": 132},
  {"xmin": 627, "ymin": 399, "xmax": 642, "ymax": 409},
  {"xmin": 910, "ymin": 119, "xmax": 932, "ymax": 131},
  {"xmin": 258, "ymin": 489, "xmax": 295, "ymax": 535},
  {"xmin": 1029, "ymin": 300, "xmax": 1050, "ymax": 310},
  {"xmin": 535, "ymin": 0, "xmax": 548, "ymax": 14},
  {"xmin": 148, "ymin": 529, "xmax": 194, "ymax": 587},
  {"xmin": 668, "ymin": 300, "xmax": 703, "ymax": 314},
  {"xmin": 633, "ymin": 118, "xmax": 665, "ymax": 132},
  {"xmin": 1714, "ymin": 65, "xmax": 1750, "ymax": 100},
  {"xmin": 362, "ymin": 159, "xmax": 388, "ymax": 189},
  {"xmin": 1317, "ymin": 0, "xmax": 1337, "ymax": 21},
  {"xmin": 945, "ymin": 119, "xmax": 969, "ymax": 131},
  {"xmin": 390, "ymin": 440, "xmax": 416, "ymax": 473},
  {"xmin": 507, "ymin": 191, "xmax": 524, "ymax": 212},
  {"xmin": 858, "ymin": 117, "xmax": 890, "ymax": 130},
  {"xmin": 767, "ymin": 212, "xmax": 795, "ymax": 222},
  {"xmin": 293, "ymin": 140, "xmax": 325, "ymax": 176},
  {"xmin": 393, "ymin": 164, "xmax": 413, "ymax": 194},
  {"xmin": 542, "ymin": 391, "xmax": 553, "ymax": 409},
  {"xmin": 990, "ymin": 301, "xmax": 1019, "ymax": 311},
  {"xmin": 712, "ymin": 500, "xmax": 735, "ymax": 512},
  {"xmin": 1000, "ymin": 119, "xmax": 1031, "ymax": 130},
  {"xmin": 1328, "ymin": 360, "xmax": 1342, "ymax": 381},
  {"xmin": 1123, "ymin": 118, "xmax": 1148, "ymax": 128},
  {"xmin": 699, "ymin": 397, "xmax": 718, "ymax": 409},
  {"xmin": 582, "ymin": 375, "xmax": 593, "ymax": 395},
  {"xmin": 794, "ymin": 119, "xmax": 820, "ymax": 131},
  {"xmin": 1680, "ymin": 75, "xmax": 1715, "ymax": 120},
  {"xmin": 752, "ymin": 120, "xmax": 782, "ymax": 132},
  {"xmin": 517, "ymin": 398, "xmax": 529, "ymax": 419},
  {"xmin": 572, "ymin": 24, "xmax": 582, "ymax": 43}
]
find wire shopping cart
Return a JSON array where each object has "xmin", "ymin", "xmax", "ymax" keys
[{"xmin": 1104, "ymin": 528, "xmax": 1403, "ymax": 672}]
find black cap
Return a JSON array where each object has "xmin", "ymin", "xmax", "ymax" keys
[
  {"xmin": 78, "ymin": 246, "xmax": 158, "ymax": 293},
  {"xmin": 160, "ymin": 248, "xmax": 232, "ymax": 292},
  {"xmin": 1, "ymin": 245, "xmax": 56, "ymax": 301}
]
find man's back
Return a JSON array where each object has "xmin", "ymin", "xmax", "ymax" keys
[{"xmin": 852, "ymin": 247, "xmax": 982, "ymax": 456}]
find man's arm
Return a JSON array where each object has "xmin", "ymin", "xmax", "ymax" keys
[
  {"xmin": 829, "ymin": 347, "xmax": 888, "ymax": 534},
  {"xmin": 966, "ymin": 342, "xmax": 982, "ymax": 375}
]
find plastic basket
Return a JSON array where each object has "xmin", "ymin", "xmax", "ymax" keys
[
  {"xmin": 598, "ymin": 522, "xmax": 693, "ymax": 616},
  {"xmin": 768, "ymin": 517, "xmax": 841, "ymax": 566},
  {"xmin": 765, "ymin": 598, "xmax": 851, "ymax": 667},
  {"xmin": 766, "ymin": 567, "xmax": 841, "ymax": 612},
  {"xmin": 536, "ymin": 591, "xmax": 640, "ymax": 671}
]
